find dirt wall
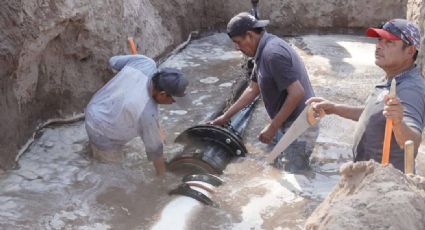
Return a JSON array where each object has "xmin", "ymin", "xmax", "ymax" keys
[
  {"xmin": 407, "ymin": 0, "xmax": 425, "ymax": 77},
  {"xmin": 222, "ymin": 0, "xmax": 407, "ymax": 35},
  {"xmin": 0, "ymin": 0, "xmax": 211, "ymax": 170},
  {"xmin": 0, "ymin": 0, "xmax": 410, "ymax": 170}
]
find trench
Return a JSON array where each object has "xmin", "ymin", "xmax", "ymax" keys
[{"xmin": 0, "ymin": 32, "xmax": 424, "ymax": 230}]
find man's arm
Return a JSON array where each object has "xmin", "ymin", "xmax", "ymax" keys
[
  {"xmin": 109, "ymin": 55, "xmax": 156, "ymax": 76},
  {"xmin": 139, "ymin": 108, "xmax": 166, "ymax": 176},
  {"xmin": 210, "ymin": 81, "xmax": 260, "ymax": 125},
  {"xmin": 258, "ymin": 80, "xmax": 304, "ymax": 143},
  {"xmin": 307, "ymin": 97, "xmax": 364, "ymax": 121},
  {"xmin": 153, "ymin": 156, "xmax": 166, "ymax": 176},
  {"xmin": 271, "ymin": 80, "xmax": 304, "ymax": 128}
]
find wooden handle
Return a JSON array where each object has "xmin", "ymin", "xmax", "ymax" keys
[
  {"xmin": 381, "ymin": 119, "xmax": 393, "ymax": 165},
  {"xmin": 381, "ymin": 79, "xmax": 396, "ymax": 165},
  {"xmin": 306, "ymin": 105, "xmax": 325, "ymax": 126},
  {"xmin": 128, "ymin": 37, "xmax": 137, "ymax": 54},
  {"xmin": 404, "ymin": 140, "xmax": 414, "ymax": 174}
]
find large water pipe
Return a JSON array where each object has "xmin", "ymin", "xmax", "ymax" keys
[
  {"xmin": 151, "ymin": 3, "xmax": 262, "ymax": 229},
  {"xmin": 150, "ymin": 174, "xmax": 224, "ymax": 230},
  {"xmin": 166, "ymin": 96, "xmax": 258, "ymax": 175}
]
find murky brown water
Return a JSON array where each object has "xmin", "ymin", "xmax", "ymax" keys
[{"xmin": 1, "ymin": 33, "xmax": 424, "ymax": 230}]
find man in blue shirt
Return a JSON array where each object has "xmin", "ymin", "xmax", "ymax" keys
[{"xmin": 210, "ymin": 12, "xmax": 316, "ymax": 171}]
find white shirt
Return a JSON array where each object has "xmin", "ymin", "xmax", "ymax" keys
[{"xmin": 85, "ymin": 55, "xmax": 163, "ymax": 161}]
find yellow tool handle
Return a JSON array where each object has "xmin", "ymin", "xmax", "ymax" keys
[
  {"xmin": 404, "ymin": 140, "xmax": 414, "ymax": 174},
  {"xmin": 381, "ymin": 78, "xmax": 396, "ymax": 165},
  {"xmin": 128, "ymin": 37, "xmax": 137, "ymax": 54},
  {"xmin": 381, "ymin": 119, "xmax": 393, "ymax": 165}
]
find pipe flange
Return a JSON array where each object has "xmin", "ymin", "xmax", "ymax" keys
[
  {"xmin": 168, "ymin": 183, "xmax": 218, "ymax": 207},
  {"xmin": 175, "ymin": 124, "xmax": 247, "ymax": 157},
  {"xmin": 182, "ymin": 173, "xmax": 224, "ymax": 187}
]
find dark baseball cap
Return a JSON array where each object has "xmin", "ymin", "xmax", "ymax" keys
[
  {"xmin": 227, "ymin": 12, "xmax": 270, "ymax": 38},
  {"xmin": 157, "ymin": 68, "xmax": 191, "ymax": 107},
  {"xmin": 366, "ymin": 19, "xmax": 421, "ymax": 50}
]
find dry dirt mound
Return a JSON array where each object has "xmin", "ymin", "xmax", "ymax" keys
[{"xmin": 305, "ymin": 160, "xmax": 425, "ymax": 230}]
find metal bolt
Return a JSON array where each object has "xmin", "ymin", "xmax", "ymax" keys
[
  {"xmin": 225, "ymin": 138, "xmax": 231, "ymax": 144},
  {"xmin": 236, "ymin": 150, "xmax": 241, "ymax": 155}
]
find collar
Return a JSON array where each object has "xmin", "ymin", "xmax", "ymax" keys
[
  {"xmin": 376, "ymin": 64, "xmax": 419, "ymax": 88},
  {"xmin": 254, "ymin": 32, "xmax": 273, "ymax": 62}
]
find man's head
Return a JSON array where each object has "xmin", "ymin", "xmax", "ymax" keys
[
  {"xmin": 151, "ymin": 68, "xmax": 190, "ymax": 106},
  {"xmin": 366, "ymin": 19, "xmax": 420, "ymax": 70},
  {"xmin": 227, "ymin": 12, "xmax": 269, "ymax": 57}
]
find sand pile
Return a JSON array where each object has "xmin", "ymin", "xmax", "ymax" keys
[{"xmin": 305, "ymin": 160, "xmax": 425, "ymax": 230}]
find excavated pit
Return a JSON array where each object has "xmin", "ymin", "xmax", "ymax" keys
[
  {"xmin": 1, "ymin": 32, "xmax": 424, "ymax": 229},
  {"xmin": 1, "ymin": 1, "xmax": 425, "ymax": 229}
]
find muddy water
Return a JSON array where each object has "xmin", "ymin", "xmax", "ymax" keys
[{"xmin": 1, "ymin": 33, "xmax": 424, "ymax": 230}]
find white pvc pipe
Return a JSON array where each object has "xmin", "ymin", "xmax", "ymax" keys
[{"xmin": 150, "ymin": 182, "xmax": 214, "ymax": 230}]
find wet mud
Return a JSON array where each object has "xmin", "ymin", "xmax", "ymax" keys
[{"xmin": 1, "ymin": 33, "xmax": 424, "ymax": 229}]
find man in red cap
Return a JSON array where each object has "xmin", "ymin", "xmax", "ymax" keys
[{"xmin": 308, "ymin": 19, "xmax": 425, "ymax": 172}]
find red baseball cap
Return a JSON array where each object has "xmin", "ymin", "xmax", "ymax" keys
[
  {"xmin": 365, "ymin": 19, "xmax": 421, "ymax": 50},
  {"xmin": 366, "ymin": 27, "xmax": 399, "ymax": 40}
]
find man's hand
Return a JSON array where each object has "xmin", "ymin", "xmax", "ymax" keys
[
  {"xmin": 153, "ymin": 156, "xmax": 166, "ymax": 176},
  {"xmin": 208, "ymin": 114, "xmax": 229, "ymax": 126},
  {"xmin": 258, "ymin": 123, "xmax": 278, "ymax": 144},
  {"xmin": 383, "ymin": 95, "xmax": 404, "ymax": 126},
  {"xmin": 306, "ymin": 97, "xmax": 336, "ymax": 115},
  {"xmin": 159, "ymin": 127, "xmax": 166, "ymax": 142}
]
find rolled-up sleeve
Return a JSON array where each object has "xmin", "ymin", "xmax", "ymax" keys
[
  {"xmin": 138, "ymin": 106, "xmax": 163, "ymax": 161},
  {"xmin": 399, "ymin": 85, "xmax": 425, "ymax": 132}
]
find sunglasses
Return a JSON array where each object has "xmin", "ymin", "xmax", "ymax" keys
[{"xmin": 378, "ymin": 22, "xmax": 412, "ymax": 46}]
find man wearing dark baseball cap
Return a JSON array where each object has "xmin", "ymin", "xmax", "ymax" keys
[
  {"xmin": 152, "ymin": 68, "xmax": 191, "ymax": 107},
  {"xmin": 211, "ymin": 12, "xmax": 317, "ymax": 172},
  {"xmin": 85, "ymin": 55, "xmax": 190, "ymax": 176},
  {"xmin": 307, "ymin": 19, "xmax": 425, "ymax": 172}
]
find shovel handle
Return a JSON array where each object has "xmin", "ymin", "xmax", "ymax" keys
[
  {"xmin": 381, "ymin": 119, "xmax": 393, "ymax": 165},
  {"xmin": 128, "ymin": 37, "xmax": 137, "ymax": 54},
  {"xmin": 404, "ymin": 140, "xmax": 414, "ymax": 174},
  {"xmin": 381, "ymin": 78, "xmax": 396, "ymax": 165}
]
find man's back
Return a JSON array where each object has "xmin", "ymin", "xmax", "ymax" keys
[
  {"xmin": 85, "ymin": 55, "xmax": 157, "ymax": 145},
  {"xmin": 254, "ymin": 32, "xmax": 315, "ymax": 124}
]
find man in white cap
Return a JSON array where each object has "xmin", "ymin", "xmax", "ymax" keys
[
  {"xmin": 210, "ymin": 12, "xmax": 317, "ymax": 172},
  {"xmin": 85, "ymin": 55, "xmax": 190, "ymax": 176},
  {"xmin": 308, "ymin": 19, "xmax": 425, "ymax": 171}
]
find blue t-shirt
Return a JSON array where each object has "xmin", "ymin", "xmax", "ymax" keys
[{"xmin": 252, "ymin": 32, "xmax": 315, "ymax": 127}]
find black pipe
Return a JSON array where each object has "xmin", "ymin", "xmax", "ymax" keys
[
  {"xmin": 167, "ymin": 92, "xmax": 258, "ymax": 175},
  {"xmin": 228, "ymin": 97, "xmax": 258, "ymax": 137},
  {"xmin": 251, "ymin": 0, "xmax": 260, "ymax": 19},
  {"xmin": 167, "ymin": 0, "xmax": 260, "ymax": 175}
]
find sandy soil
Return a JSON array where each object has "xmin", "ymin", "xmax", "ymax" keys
[{"xmin": 305, "ymin": 161, "xmax": 425, "ymax": 230}]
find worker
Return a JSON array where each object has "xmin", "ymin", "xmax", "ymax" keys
[
  {"xmin": 308, "ymin": 19, "xmax": 425, "ymax": 171},
  {"xmin": 85, "ymin": 54, "xmax": 190, "ymax": 176},
  {"xmin": 210, "ymin": 12, "xmax": 317, "ymax": 172}
]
